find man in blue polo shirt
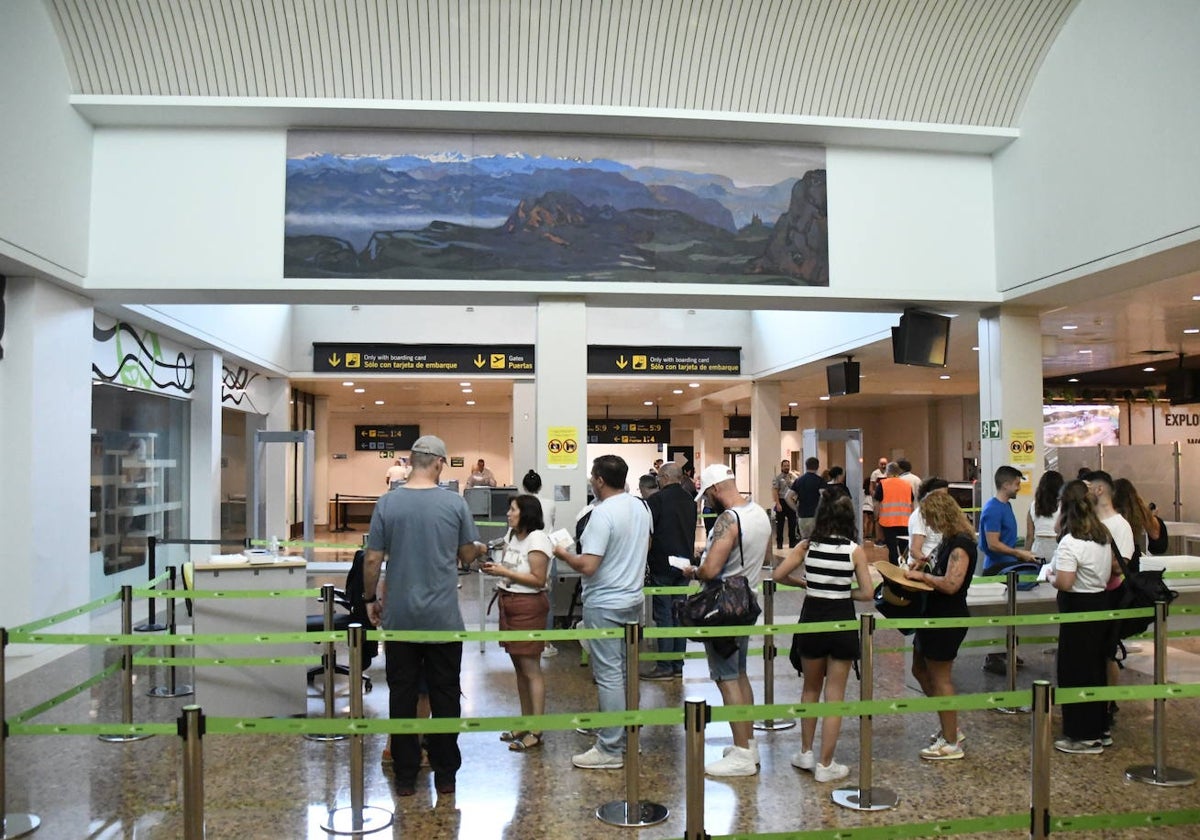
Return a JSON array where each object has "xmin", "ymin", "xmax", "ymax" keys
[{"xmin": 978, "ymin": 465, "xmax": 1036, "ymax": 674}]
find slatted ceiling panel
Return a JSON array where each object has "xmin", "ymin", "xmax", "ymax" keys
[{"xmin": 43, "ymin": 0, "xmax": 1077, "ymax": 127}]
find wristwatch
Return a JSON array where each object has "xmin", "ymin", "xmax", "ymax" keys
[{"xmin": 362, "ymin": 593, "xmax": 378, "ymax": 604}]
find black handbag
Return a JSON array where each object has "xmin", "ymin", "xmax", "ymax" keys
[
  {"xmin": 1110, "ymin": 545, "xmax": 1176, "ymax": 641},
  {"xmin": 672, "ymin": 511, "xmax": 762, "ymax": 628}
]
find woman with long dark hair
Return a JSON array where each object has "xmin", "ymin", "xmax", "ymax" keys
[
  {"xmin": 1026, "ymin": 470, "xmax": 1064, "ymax": 562},
  {"xmin": 1112, "ymin": 477, "xmax": 1161, "ymax": 555},
  {"xmin": 1046, "ymin": 480, "xmax": 1113, "ymax": 754},
  {"xmin": 773, "ymin": 493, "xmax": 874, "ymax": 782}
]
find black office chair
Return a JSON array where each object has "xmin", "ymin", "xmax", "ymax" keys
[{"xmin": 307, "ymin": 549, "xmax": 376, "ymax": 693}]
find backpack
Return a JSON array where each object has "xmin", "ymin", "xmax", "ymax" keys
[{"xmin": 1110, "ymin": 545, "xmax": 1177, "ymax": 642}]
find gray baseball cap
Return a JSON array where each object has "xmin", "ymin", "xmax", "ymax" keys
[{"xmin": 410, "ymin": 435, "xmax": 448, "ymax": 459}]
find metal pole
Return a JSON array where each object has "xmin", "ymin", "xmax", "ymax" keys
[
  {"xmin": 996, "ymin": 569, "xmax": 1030, "ymax": 714},
  {"xmin": 149, "ymin": 566, "xmax": 192, "ymax": 698},
  {"xmin": 180, "ymin": 705, "xmax": 205, "ymax": 840},
  {"xmin": 306, "ymin": 584, "xmax": 347, "ymax": 743},
  {"xmin": 100, "ymin": 585, "xmax": 152, "ymax": 743},
  {"xmin": 1172, "ymin": 441, "xmax": 1182, "ymax": 522},
  {"xmin": 683, "ymin": 698, "xmax": 708, "ymax": 840},
  {"xmin": 1, "ymin": 628, "xmax": 41, "ymax": 838},
  {"xmin": 135, "ymin": 535, "xmax": 166, "ymax": 632},
  {"xmin": 755, "ymin": 579, "xmax": 794, "ymax": 732},
  {"xmin": 321, "ymin": 624, "xmax": 392, "ymax": 835},
  {"xmin": 1030, "ymin": 681, "xmax": 1051, "ymax": 840},
  {"xmin": 1125, "ymin": 601, "xmax": 1195, "ymax": 786},
  {"xmin": 596, "ymin": 622, "xmax": 668, "ymax": 827},
  {"xmin": 832, "ymin": 613, "xmax": 898, "ymax": 811}
]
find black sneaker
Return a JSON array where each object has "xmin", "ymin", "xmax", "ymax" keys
[{"xmin": 640, "ymin": 666, "xmax": 676, "ymax": 681}]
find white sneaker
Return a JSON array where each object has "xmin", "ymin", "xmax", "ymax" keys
[
  {"xmin": 572, "ymin": 746, "xmax": 623, "ymax": 769},
  {"xmin": 542, "ymin": 643, "xmax": 558, "ymax": 658},
  {"xmin": 791, "ymin": 749, "xmax": 815, "ymax": 771},
  {"xmin": 722, "ymin": 737, "xmax": 760, "ymax": 765},
  {"xmin": 705, "ymin": 746, "xmax": 758, "ymax": 777},
  {"xmin": 920, "ymin": 735, "xmax": 964, "ymax": 760},
  {"xmin": 814, "ymin": 760, "xmax": 850, "ymax": 782},
  {"xmin": 929, "ymin": 728, "xmax": 965, "ymax": 745}
]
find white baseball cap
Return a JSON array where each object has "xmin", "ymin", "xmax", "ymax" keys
[{"xmin": 695, "ymin": 464, "xmax": 736, "ymax": 501}]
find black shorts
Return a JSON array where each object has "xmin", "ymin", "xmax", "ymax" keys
[
  {"xmin": 913, "ymin": 623, "xmax": 968, "ymax": 662},
  {"xmin": 790, "ymin": 597, "xmax": 859, "ymax": 666}
]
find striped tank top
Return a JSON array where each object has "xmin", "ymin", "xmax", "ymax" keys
[{"xmin": 803, "ymin": 537, "xmax": 856, "ymax": 600}]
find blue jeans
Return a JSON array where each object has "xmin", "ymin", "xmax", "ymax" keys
[
  {"xmin": 583, "ymin": 601, "xmax": 643, "ymax": 756},
  {"xmin": 650, "ymin": 570, "xmax": 687, "ymax": 673}
]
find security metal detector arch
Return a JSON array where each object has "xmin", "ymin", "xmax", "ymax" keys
[
  {"xmin": 802, "ymin": 428, "xmax": 864, "ymax": 519},
  {"xmin": 249, "ymin": 429, "xmax": 315, "ymax": 563}
]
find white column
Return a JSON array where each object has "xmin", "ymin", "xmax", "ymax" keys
[
  {"xmin": 512, "ymin": 380, "xmax": 536, "ymax": 478},
  {"xmin": 536, "ymin": 301, "xmax": 587, "ymax": 526},
  {"xmin": 189, "ymin": 349, "xmax": 221, "ymax": 562},
  {"xmin": 0, "ymin": 278, "xmax": 93, "ymax": 627},
  {"xmin": 699, "ymin": 404, "xmax": 724, "ymax": 470},
  {"xmin": 750, "ymin": 381, "xmax": 782, "ymax": 508},
  {"xmin": 978, "ymin": 308, "xmax": 1044, "ymax": 526}
]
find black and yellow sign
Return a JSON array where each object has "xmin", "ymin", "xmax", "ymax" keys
[
  {"xmin": 314, "ymin": 344, "xmax": 535, "ymax": 374},
  {"xmin": 355, "ymin": 425, "xmax": 420, "ymax": 452},
  {"xmin": 587, "ymin": 419, "xmax": 671, "ymax": 445},
  {"xmin": 587, "ymin": 346, "xmax": 740, "ymax": 376}
]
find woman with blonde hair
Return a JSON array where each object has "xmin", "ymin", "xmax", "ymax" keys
[{"xmin": 903, "ymin": 491, "xmax": 977, "ymax": 760}]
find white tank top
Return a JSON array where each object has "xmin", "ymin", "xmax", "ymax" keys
[{"xmin": 705, "ymin": 502, "xmax": 771, "ymax": 590}]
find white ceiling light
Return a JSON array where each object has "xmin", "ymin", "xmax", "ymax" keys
[
  {"xmin": 462, "ymin": 388, "xmax": 473, "ymax": 394},
  {"xmin": 1068, "ymin": 378, "xmax": 1079, "ymax": 383},
  {"xmin": 643, "ymin": 400, "xmax": 654, "ymax": 406},
  {"xmin": 972, "ymin": 346, "xmax": 980, "ymax": 351},
  {"xmin": 1143, "ymin": 367, "xmax": 1156, "ymax": 372},
  {"xmin": 1078, "ymin": 349, "xmax": 1092, "ymax": 354},
  {"xmin": 819, "ymin": 395, "xmax": 831, "ymax": 401},
  {"xmin": 939, "ymin": 375, "xmax": 951, "ymax": 380},
  {"xmin": 672, "ymin": 389, "xmax": 683, "ymax": 394},
  {"xmin": 465, "ymin": 400, "xmax": 476, "ymax": 406},
  {"xmin": 342, "ymin": 381, "xmax": 354, "ymax": 386},
  {"xmin": 374, "ymin": 400, "xmax": 385, "ymax": 405},
  {"xmin": 688, "ymin": 383, "xmax": 700, "ymax": 388},
  {"xmin": 354, "ymin": 388, "xmax": 365, "ymax": 393},
  {"xmin": 788, "ymin": 401, "xmax": 798, "ymax": 407},
  {"xmin": 1061, "ymin": 324, "xmax": 1078, "ymax": 330},
  {"xmin": 460, "ymin": 382, "xmax": 471, "ymax": 387},
  {"xmin": 1185, "ymin": 328, "xmax": 1200, "ymax": 334}
]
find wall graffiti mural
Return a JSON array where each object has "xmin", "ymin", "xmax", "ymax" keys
[
  {"xmin": 92, "ymin": 320, "xmax": 195, "ymax": 394},
  {"xmin": 222, "ymin": 365, "xmax": 261, "ymax": 410},
  {"xmin": 285, "ymin": 131, "xmax": 828, "ymax": 287}
]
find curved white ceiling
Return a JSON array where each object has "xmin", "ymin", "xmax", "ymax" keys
[{"xmin": 45, "ymin": 0, "xmax": 1076, "ymax": 127}]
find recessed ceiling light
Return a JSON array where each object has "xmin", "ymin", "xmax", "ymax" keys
[
  {"xmin": 462, "ymin": 388, "xmax": 473, "ymax": 394},
  {"xmin": 460, "ymin": 382, "xmax": 471, "ymax": 387},
  {"xmin": 1068, "ymin": 378, "xmax": 1079, "ymax": 383},
  {"xmin": 465, "ymin": 400, "xmax": 476, "ymax": 406},
  {"xmin": 1143, "ymin": 367, "xmax": 1156, "ymax": 372},
  {"xmin": 374, "ymin": 400, "xmax": 385, "ymax": 405},
  {"xmin": 1186, "ymin": 328, "xmax": 1200, "ymax": 334},
  {"xmin": 972, "ymin": 346, "xmax": 980, "ymax": 352},
  {"xmin": 1079, "ymin": 349, "xmax": 1092, "ymax": 354},
  {"xmin": 643, "ymin": 400, "xmax": 654, "ymax": 406},
  {"xmin": 939, "ymin": 375, "xmax": 951, "ymax": 380},
  {"xmin": 672, "ymin": 389, "xmax": 683, "ymax": 395},
  {"xmin": 688, "ymin": 383, "xmax": 700, "ymax": 388},
  {"xmin": 1193, "ymin": 295, "xmax": 1200, "ymax": 301},
  {"xmin": 1061, "ymin": 325, "xmax": 1078, "ymax": 330},
  {"xmin": 342, "ymin": 381, "xmax": 354, "ymax": 386},
  {"xmin": 788, "ymin": 402, "xmax": 798, "ymax": 407},
  {"xmin": 354, "ymin": 388, "xmax": 365, "ymax": 393},
  {"xmin": 819, "ymin": 395, "xmax": 831, "ymax": 401}
]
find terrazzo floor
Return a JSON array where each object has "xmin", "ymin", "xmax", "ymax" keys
[{"xmin": 5, "ymin": 544, "xmax": 1200, "ymax": 839}]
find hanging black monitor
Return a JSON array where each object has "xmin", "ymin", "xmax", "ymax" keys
[
  {"xmin": 1166, "ymin": 369, "xmax": 1200, "ymax": 405},
  {"xmin": 825, "ymin": 360, "xmax": 860, "ymax": 396},
  {"xmin": 891, "ymin": 309, "xmax": 950, "ymax": 368}
]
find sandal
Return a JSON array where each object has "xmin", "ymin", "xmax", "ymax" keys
[
  {"xmin": 500, "ymin": 730, "xmax": 527, "ymax": 743},
  {"xmin": 509, "ymin": 732, "xmax": 543, "ymax": 752}
]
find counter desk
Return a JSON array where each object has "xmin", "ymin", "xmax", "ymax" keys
[{"xmin": 192, "ymin": 558, "xmax": 309, "ymax": 718}]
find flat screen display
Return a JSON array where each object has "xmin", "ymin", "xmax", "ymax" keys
[
  {"xmin": 825, "ymin": 360, "xmax": 860, "ymax": 396},
  {"xmin": 892, "ymin": 309, "xmax": 950, "ymax": 367},
  {"xmin": 1043, "ymin": 405, "xmax": 1119, "ymax": 447}
]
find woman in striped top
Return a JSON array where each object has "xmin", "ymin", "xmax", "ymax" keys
[{"xmin": 772, "ymin": 493, "xmax": 874, "ymax": 782}]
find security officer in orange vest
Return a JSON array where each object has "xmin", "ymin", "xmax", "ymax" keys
[{"xmin": 873, "ymin": 461, "xmax": 914, "ymax": 565}]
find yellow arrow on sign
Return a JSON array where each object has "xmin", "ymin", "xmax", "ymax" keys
[
  {"xmin": 474, "ymin": 355, "xmax": 486, "ymax": 368},
  {"xmin": 328, "ymin": 353, "xmax": 342, "ymax": 367},
  {"xmin": 616, "ymin": 355, "xmax": 628, "ymax": 369}
]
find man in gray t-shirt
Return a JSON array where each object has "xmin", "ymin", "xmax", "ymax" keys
[{"xmin": 364, "ymin": 435, "xmax": 484, "ymax": 796}]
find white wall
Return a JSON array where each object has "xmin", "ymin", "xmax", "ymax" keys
[
  {"xmin": 127, "ymin": 304, "xmax": 294, "ymax": 374},
  {"xmin": 994, "ymin": 0, "xmax": 1200, "ymax": 291},
  {"xmin": 746, "ymin": 311, "xmax": 897, "ymax": 376},
  {"xmin": 0, "ymin": 0, "xmax": 92, "ymax": 279}
]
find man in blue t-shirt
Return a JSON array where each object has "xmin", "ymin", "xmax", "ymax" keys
[
  {"xmin": 978, "ymin": 465, "xmax": 1037, "ymax": 674},
  {"xmin": 790, "ymin": 457, "xmax": 827, "ymax": 539}
]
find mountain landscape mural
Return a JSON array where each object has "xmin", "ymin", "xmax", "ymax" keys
[{"xmin": 284, "ymin": 134, "xmax": 828, "ymax": 286}]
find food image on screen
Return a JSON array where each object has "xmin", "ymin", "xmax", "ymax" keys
[{"xmin": 1043, "ymin": 405, "xmax": 1120, "ymax": 446}]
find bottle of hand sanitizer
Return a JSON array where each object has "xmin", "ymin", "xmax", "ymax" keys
[{"xmin": 269, "ymin": 535, "xmax": 280, "ymax": 557}]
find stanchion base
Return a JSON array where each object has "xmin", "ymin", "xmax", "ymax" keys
[
  {"xmin": 595, "ymin": 800, "xmax": 669, "ymax": 827},
  {"xmin": 319, "ymin": 805, "xmax": 394, "ymax": 836},
  {"xmin": 993, "ymin": 705, "xmax": 1031, "ymax": 715},
  {"xmin": 831, "ymin": 785, "xmax": 899, "ymax": 811},
  {"xmin": 305, "ymin": 732, "xmax": 350, "ymax": 742},
  {"xmin": 98, "ymin": 733, "xmax": 154, "ymax": 743},
  {"xmin": 148, "ymin": 684, "xmax": 193, "ymax": 698},
  {"xmin": 1, "ymin": 813, "xmax": 40, "ymax": 838},
  {"xmin": 1125, "ymin": 765, "xmax": 1196, "ymax": 787},
  {"xmin": 134, "ymin": 621, "xmax": 167, "ymax": 632},
  {"xmin": 753, "ymin": 719, "xmax": 797, "ymax": 731}
]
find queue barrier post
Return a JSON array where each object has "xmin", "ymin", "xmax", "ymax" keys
[
  {"xmin": 99, "ymin": 585, "xmax": 153, "ymax": 743},
  {"xmin": 1125, "ymin": 601, "xmax": 1195, "ymax": 787},
  {"xmin": 596, "ymin": 622, "xmax": 669, "ymax": 828},
  {"xmin": 831, "ymin": 613, "xmax": 898, "ymax": 811},
  {"xmin": 135, "ymin": 536, "xmax": 166, "ymax": 633},
  {"xmin": 1030, "ymin": 680, "xmax": 1052, "ymax": 840},
  {"xmin": 754, "ymin": 579, "xmax": 794, "ymax": 732},
  {"xmin": 0, "ymin": 628, "xmax": 41, "ymax": 838},
  {"xmin": 995, "ymin": 569, "xmax": 1030, "ymax": 714},
  {"xmin": 683, "ymin": 697, "xmax": 708, "ymax": 840},
  {"xmin": 148, "ymin": 565, "xmax": 192, "ymax": 699},
  {"xmin": 180, "ymin": 705, "xmax": 205, "ymax": 840},
  {"xmin": 320, "ymin": 624, "xmax": 392, "ymax": 836},
  {"xmin": 306, "ymin": 584, "xmax": 347, "ymax": 743}
]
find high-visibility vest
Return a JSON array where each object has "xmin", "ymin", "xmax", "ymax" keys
[{"xmin": 877, "ymin": 477, "xmax": 913, "ymax": 527}]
